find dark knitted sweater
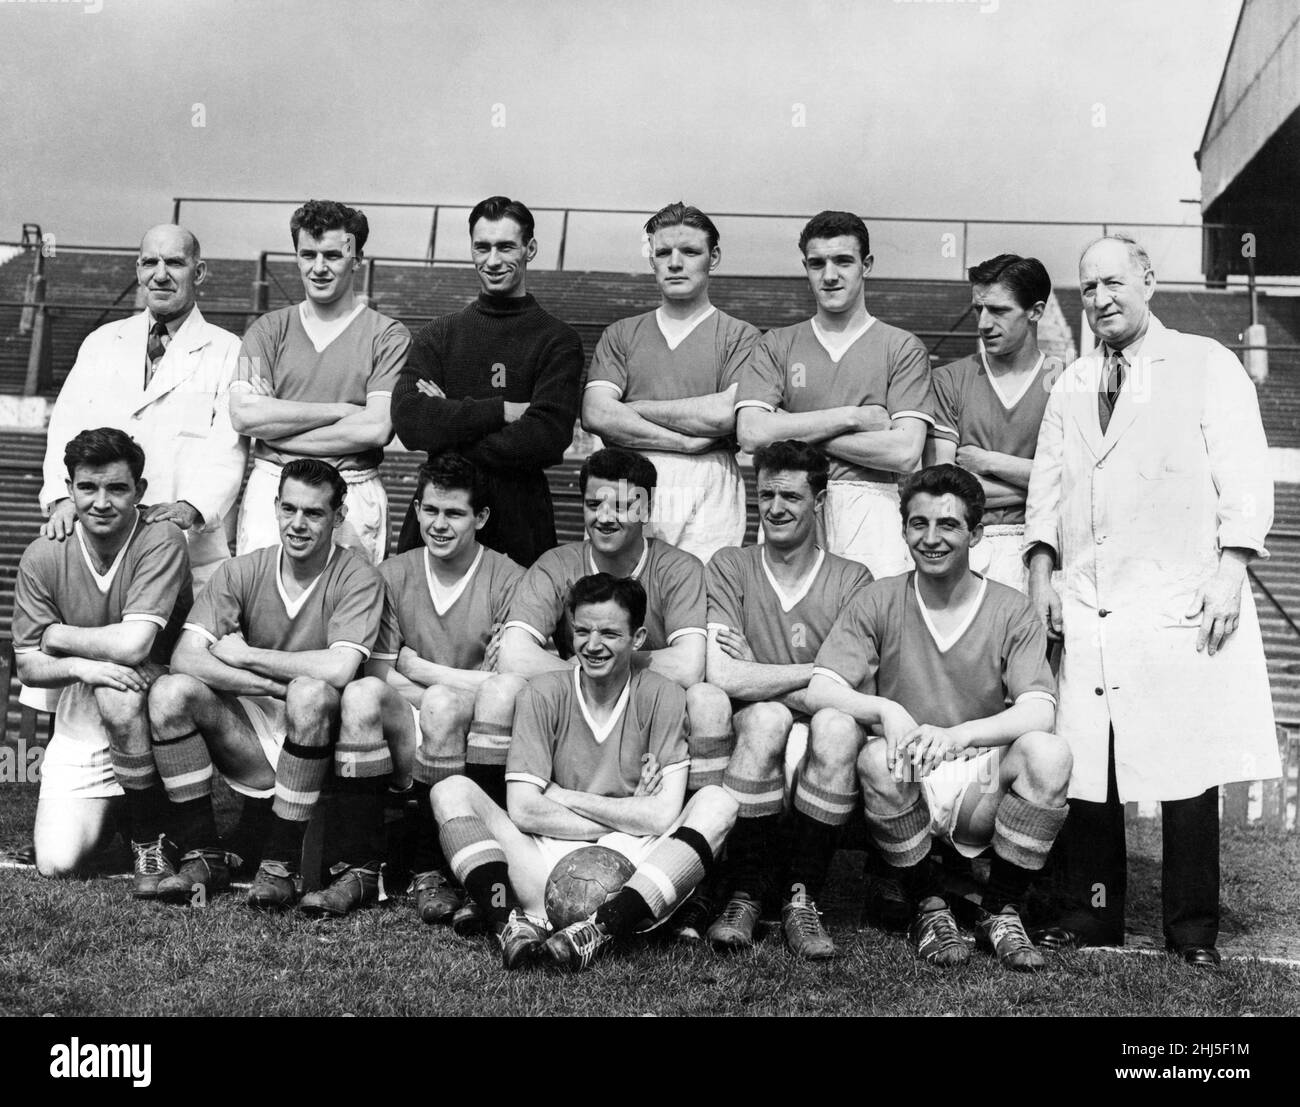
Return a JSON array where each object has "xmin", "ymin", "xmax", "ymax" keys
[{"xmin": 391, "ymin": 292, "xmax": 584, "ymax": 566}]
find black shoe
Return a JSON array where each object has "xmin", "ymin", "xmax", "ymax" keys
[
  {"xmin": 1029, "ymin": 922, "xmax": 1124, "ymax": 951},
  {"xmin": 862, "ymin": 872, "xmax": 912, "ymax": 933},
  {"xmin": 1173, "ymin": 944, "xmax": 1221, "ymax": 969}
]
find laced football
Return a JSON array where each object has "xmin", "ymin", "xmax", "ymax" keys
[{"xmin": 544, "ymin": 845, "xmax": 636, "ymax": 929}]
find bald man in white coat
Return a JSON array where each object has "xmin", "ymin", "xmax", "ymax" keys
[{"xmin": 1024, "ymin": 234, "xmax": 1279, "ymax": 967}]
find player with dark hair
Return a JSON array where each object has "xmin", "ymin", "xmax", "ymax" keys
[
  {"xmin": 146, "ymin": 459, "xmax": 386, "ymax": 909},
  {"xmin": 736, "ymin": 210, "xmax": 933, "ymax": 578},
  {"xmin": 704, "ymin": 439, "xmax": 872, "ymax": 957},
  {"xmin": 582, "ymin": 202, "xmax": 759, "ymax": 561},
  {"xmin": 430, "ymin": 573, "xmax": 738, "ymax": 971},
  {"xmin": 391, "ymin": 195, "xmax": 584, "ymax": 567},
  {"xmin": 14, "ymin": 429, "xmax": 193, "ymax": 883},
  {"xmin": 231, "ymin": 199, "xmax": 410, "ymax": 564},
  {"xmin": 344, "ymin": 452, "xmax": 525, "ymax": 923},
  {"xmin": 927, "ymin": 254, "xmax": 1055, "ymax": 589},
  {"xmin": 807, "ymin": 464, "xmax": 1071, "ymax": 971}
]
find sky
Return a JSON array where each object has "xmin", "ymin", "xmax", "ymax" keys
[{"xmin": 0, "ymin": 0, "xmax": 1242, "ymax": 282}]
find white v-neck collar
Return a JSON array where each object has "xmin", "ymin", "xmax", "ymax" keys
[
  {"xmin": 656, "ymin": 304, "xmax": 715, "ymax": 351},
  {"xmin": 760, "ymin": 547, "xmax": 825, "ymax": 613},
  {"xmin": 980, "ymin": 349, "xmax": 1044, "ymax": 410},
  {"xmin": 811, "ymin": 312, "xmax": 874, "ymax": 363},
  {"xmin": 424, "ymin": 545, "xmax": 482, "ymax": 617},
  {"xmin": 75, "ymin": 514, "xmax": 141, "ymax": 594},
  {"xmin": 574, "ymin": 665, "xmax": 632, "ymax": 745},
  {"xmin": 586, "ymin": 539, "xmax": 649, "ymax": 580},
  {"xmin": 913, "ymin": 571, "xmax": 986, "ymax": 654},
  {"xmin": 277, "ymin": 544, "xmax": 336, "ymax": 619},
  {"xmin": 298, "ymin": 300, "xmax": 365, "ymax": 354}
]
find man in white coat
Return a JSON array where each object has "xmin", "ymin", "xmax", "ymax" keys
[
  {"xmin": 39, "ymin": 224, "xmax": 247, "ymax": 589},
  {"xmin": 1024, "ymin": 234, "xmax": 1279, "ymax": 967}
]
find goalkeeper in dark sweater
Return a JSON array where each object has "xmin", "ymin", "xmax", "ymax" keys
[{"xmin": 391, "ymin": 196, "xmax": 584, "ymax": 567}]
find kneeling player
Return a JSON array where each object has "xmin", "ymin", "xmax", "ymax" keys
[
  {"xmin": 705, "ymin": 441, "xmax": 871, "ymax": 957},
  {"xmin": 348, "ymin": 452, "xmax": 524, "ymax": 923},
  {"xmin": 147, "ymin": 459, "xmax": 385, "ymax": 909},
  {"xmin": 13, "ymin": 429, "xmax": 192, "ymax": 882},
  {"xmin": 431, "ymin": 574, "xmax": 738, "ymax": 971},
  {"xmin": 808, "ymin": 464, "xmax": 1071, "ymax": 971}
]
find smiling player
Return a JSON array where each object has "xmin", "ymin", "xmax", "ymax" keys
[
  {"xmin": 735, "ymin": 210, "xmax": 934, "ymax": 578},
  {"xmin": 928, "ymin": 255, "xmax": 1054, "ymax": 590},
  {"xmin": 582, "ymin": 203, "xmax": 759, "ymax": 561},
  {"xmin": 430, "ymin": 574, "xmax": 738, "ymax": 971},
  {"xmin": 230, "ymin": 200, "xmax": 410, "ymax": 563},
  {"xmin": 807, "ymin": 464, "xmax": 1071, "ymax": 971}
]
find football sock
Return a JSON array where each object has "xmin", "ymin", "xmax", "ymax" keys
[
  {"xmin": 465, "ymin": 762, "xmax": 507, "ymax": 809},
  {"xmin": 984, "ymin": 790, "xmax": 1070, "ymax": 913},
  {"xmin": 151, "ymin": 727, "xmax": 213, "ymax": 804},
  {"xmin": 406, "ymin": 782, "xmax": 446, "ymax": 874},
  {"xmin": 334, "ymin": 726, "xmax": 393, "ymax": 780},
  {"xmin": 120, "ymin": 782, "xmax": 170, "ymax": 843},
  {"xmin": 272, "ymin": 735, "xmax": 332, "ymax": 823},
  {"xmin": 225, "ymin": 795, "xmax": 273, "ymax": 864},
  {"xmin": 169, "ymin": 796, "xmax": 220, "ymax": 854},
  {"xmin": 439, "ymin": 815, "xmax": 518, "ymax": 926},
  {"xmin": 786, "ymin": 776, "xmax": 856, "ymax": 901},
  {"xmin": 612, "ymin": 827, "xmax": 715, "ymax": 931},
  {"xmin": 865, "ymin": 795, "xmax": 940, "ymax": 902},
  {"xmin": 687, "ymin": 727, "xmax": 735, "ymax": 793},
  {"xmin": 466, "ymin": 717, "xmax": 511, "ymax": 772},
  {"xmin": 328, "ymin": 777, "xmax": 386, "ymax": 870},
  {"xmin": 413, "ymin": 742, "xmax": 464, "ymax": 786},
  {"xmin": 722, "ymin": 766, "xmax": 785, "ymax": 900}
]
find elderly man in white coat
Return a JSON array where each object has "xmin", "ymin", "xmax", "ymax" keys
[
  {"xmin": 39, "ymin": 224, "xmax": 247, "ymax": 586},
  {"xmin": 1024, "ymin": 234, "xmax": 1279, "ymax": 968}
]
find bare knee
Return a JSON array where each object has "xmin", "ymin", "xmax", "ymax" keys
[
  {"xmin": 808, "ymin": 708, "xmax": 863, "ymax": 773},
  {"xmin": 1011, "ymin": 730, "xmax": 1073, "ymax": 802},
  {"xmin": 685, "ymin": 682, "xmax": 732, "ymax": 727},
  {"xmin": 682, "ymin": 784, "xmax": 739, "ymax": 847},
  {"xmin": 733, "ymin": 701, "xmax": 793, "ymax": 768},
  {"xmin": 475, "ymin": 673, "xmax": 527, "ymax": 719},
  {"xmin": 430, "ymin": 773, "xmax": 485, "ymax": 822},
  {"xmin": 92, "ymin": 686, "xmax": 148, "ymax": 730},
  {"xmin": 286, "ymin": 677, "xmax": 340, "ymax": 740},
  {"xmin": 856, "ymin": 735, "xmax": 893, "ymax": 793},
  {"xmin": 148, "ymin": 672, "xmax": 205, "ymax": 728},
  {"xmin": 341, "ymin": 677, "xmax": 385, "ymax": 728}
]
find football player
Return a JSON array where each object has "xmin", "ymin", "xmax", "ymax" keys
[
  {"xmin": 705, "ymin": 440, "xmax": 872, "ymax": 957},
  {"xmin": 349, "ymin": 452, "xmax": 524, "ymax": 924},
  {"xmin": 13, "ymin": 429, "xmax": 192, "ymax": 884},
  {"xmin": 807, "ymin": 464, "xmax": 1071, "ymax": 970},
  {"xmin": 735, "ymin": 210, "xmax": 933, "ymax": 578},
  {"xmin": 928, "ymin": 255, "xmax": 1055, "ymax": 590},
  {"xmin": 146, "ymin": 459, "xmax": 386, "ymax": 910},
  {"xmin": 430, "ymin": 573, "xmax": 738, "ymax": 971},
  {"xmin": 582, "ymin": 202, "xmax": 759, "ymax": 562}
]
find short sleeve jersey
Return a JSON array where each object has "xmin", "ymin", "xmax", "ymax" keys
[
  {"xmin": 930, "ymin": 352, "xmax": 1055, "ymax": 525},
  {"xmin": 813, "ymin": 572, "xmax": 1056, "ymax": 726},
  {"xmin": 734, "ymin": 318, "xmax": 934, "ymax": 482},
  {"xmin": 372, "ymin": 545, "xmax": 524, "ymax": 668},
  {"xmin": 586, "ymin": 309, "xmax": 759, "ymax": 452},
  {"xmin": 184, "ymin": 544, "xmax": 383, "ymax": 659},
  {"xmin": 237, "ymin": 304, "xmax": 410, "ymax": 472},
  {"xmin": 706, "ymin": 545, "xmax": 872, "ymax": 672},
  {"xmin": 505, "ymin": 538, "xmax": 706, "ymax": 657},
  {"xmin": 12, "ymin": 515, "xmax": 193, "ymax": 663},
  {"xmin": 506, "ymin": 667, "xmax": 690, "ymax": 796}
]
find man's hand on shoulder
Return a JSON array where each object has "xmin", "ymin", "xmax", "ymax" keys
[
  {"xmin": 41, "ymin": 499, "xmax": 77, "ymax": 541},
  {"xmin": 144, "ymin": 501, "xmax": 203, "ymax": 530}
]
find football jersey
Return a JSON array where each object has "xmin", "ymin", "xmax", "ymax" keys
[
  {"xmin": 930, "ymin": 351, "xmax": 1054, "ymax": 525},
  {"xmin": 237, "ymin": 303, "xmax": 410, "ymax": 472},
  {"xmin": 813, "ymin": 572, "xmax": 1056, "ymax": 726},
  {"xmin": 734, "ymin": 317, "xmax": 933, "ymax": 482},
  {"xmin": 505, "ymin": 667, "xmax": 690, "ymax": 797},
  {"xmin": 586, "ymin": 308, "xmax": 759, "ymax": 453},
  {"xmin": 706, "ymin": 545, "xmax": 871, "ymax": 671},
  {"xmin": 12, "ymin": 513, "xmax": 192, "ymax": 663},
  {"xmin": 372, "ymin": 544, "xmax": 524, "ymax": 668},
  {"xmin": 184, "ymin": 544, "xmax": 383, "ymax": 658},
  {"xmin": 505, "ymin": 538, "xmax": 706, "ymax": 657}
]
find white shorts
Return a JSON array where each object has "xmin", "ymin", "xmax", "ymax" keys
[
  {"xmin": 922, "ymin": 748, "xmax": 1001, "ymax": 859},
  {"xmin": 971, "ymin": 526, "xmax": 1028, "ymax": 592},
  {"xmin": 823, "ymin": 480, "xmax": 912, "ymax": 580},
  {"xmin": 229, "ymin": 693, "xmax": 287, "ymax": 799},
  {"xmin": 236, "ymin": 460, "xmax": 389, "ymax": 564},
  {"xmin": 640, "ymin": 450, "xmax": 747, "ymax": 563},
  {"xmin": 529, "ymin": 830, "xmax": 661, "ymax": 878},
  {"xmin": 782, "ymin": 720, "xmax": 811, "ymax": 799},
  {"xmin": 38, "ymin": 683, "xmax": 121, "ymax": 799}
]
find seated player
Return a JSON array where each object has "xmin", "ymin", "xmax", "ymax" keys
[
  {"xmin": 430, "ymin": 574, "xmax": 738, "ymax": 971},
  {"xmin": 13, "ymin": 428, "xmax": 192, "ymax": 883},
  {"xmin": 496, "ymin": 447, "xmax": 731, "ymax": 800},
  {"xmin": 146, "ymin": 459, "xmax": 385, "ymax": 910},
  {"xmin": 927, "ymin": 254, "xmax": 1054, "ymax": 590},
  {"xmin": 346, "ymin": 452, "xmax": 524, "ymax": 923},
  {"xmin": 807, "ymin": 464, "xmax": 1071, "ymax": 971},
  {"xmin": 705, "ymin": 440, "xmax": 872, "ymax": 957}
]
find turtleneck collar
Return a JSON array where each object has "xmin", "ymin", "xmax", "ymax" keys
[{"xmin": 474, "ymin": 292, "xmax": 537, "ymax": 316}]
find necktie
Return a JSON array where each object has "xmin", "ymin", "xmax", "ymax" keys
[
  {"xmin": 145, "ymin": 320, "xmax": 169, "ymax": 388},
  {"xmin": 1098, "ymin": 350, "xmax": 1126, "ymax": 435}
]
